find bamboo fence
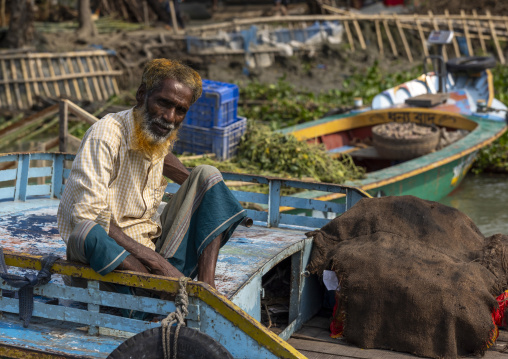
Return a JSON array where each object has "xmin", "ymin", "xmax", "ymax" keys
[
  {"xmin": 0, "ymin": 50, "xmax": 121, "ymax": 110},
  {"xmin": 184, "ymin": 9, "xmax": 508, "ymax": 65}
]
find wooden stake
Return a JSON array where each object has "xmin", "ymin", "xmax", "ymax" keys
[
  {"xmin": 85, "ymin": 56, "xmax": 103, "ymax": 101},
  {"xmin": 352, "ymin": 15, "xmax": 366, "ymax": 50},
  {"xmin": 394, "ymin": 14, "xmax": 413, "ymax": 62},
  {"xmin": 92, "ymin": 56, "xmax": 109, "ymax": 100},
  {"xmin": 66, "ymin": 57, "xmax": 82, "ymax": 100},
  {"xmin": 20, "ymin": 59, "xmax": 33, "ymax": 108},
  {"xmin": 47, "ymin": 58, "xmax": 61, "ymax": 98},
  {"xmin": 383, "ymin": 19, "xmax": 398, "ymax": 56},
  {"xmin": 429, "ymin": 10, "xmax": 447, "ymax": 61},
  {"xmin": 461, "ymin": 10, "xmax": 473, "ymax": 56},
  {"xmin": 415, "ymin": 15, "xmax": 429, "ymax": 58},
  {"xmin": 58, "ymin": 58, "xmax": 72, "ymax": 98},
  {"xmin": 168, "ymin": 0, "xmax": 179, "ymax": 35},
  {"xmin": 104, "ymin": 56, "xmax": 120, "ymax": 95},
  {"xmin": 28, "ymin": 58, "xmax": 41, "ymax": 97},
  {"xmin": 445, "ymin": 9, "xmax": 460, "ymax": 58},
  {"xmin": 375, "ymin": 20, "xmax": 383, "ymax": 56},
  {"xmin": 143, "ymin": 1, "xmax": 149, "ymax": 28},
  {"xmin": 473, "ymin": 10, "xmax": 486, "ymax": 54},
  {"xmin": 76, "ymin": 56, "xmax": 94, "ymax": 100},
  {"xmin": 486, "ymin": 10, "xmax": 506, "ymax": 64},
  {"xmin": 59, "ymin": 100, "xmax": 68, "ymax": 153},
  {"xmin": 36, "ymin": 58, "xmax": 51, "ymax": 96},
  {"xmin": 343, "ymin": 20, "xmax": 355, "ymax": 51},
  {"xmin": 0, "ymin": 0, "xmax": 5, "ymax": 27},
  {"xmin": 10, "ymin": 59, "xmax": 23, "ymax": 109}
]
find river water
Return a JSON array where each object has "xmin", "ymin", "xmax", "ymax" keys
[{"xmin": 439, "ymin": 174, "xmax": 508, "ymax": 237}]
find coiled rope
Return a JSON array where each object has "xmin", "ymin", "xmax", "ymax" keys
[{"xmin": 161, "ymin": 276, "xmax": 190, "ymax": 359}]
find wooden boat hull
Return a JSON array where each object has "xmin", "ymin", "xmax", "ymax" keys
[
  {"xmin": 282, "ymin": 70, "xmax": 508, "ymax": 203},
  {"xmin": 0, "ymin": 151, "xmax": 369, "ymax": 358}
]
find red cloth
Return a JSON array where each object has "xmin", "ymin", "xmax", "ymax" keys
[
  {"xmin": 493, "ymin": 290, "xmax": 508, "ymax": 327},
  {"xmin": 330, "ymin": 291, "xmax": 345, "ymax": 338}
]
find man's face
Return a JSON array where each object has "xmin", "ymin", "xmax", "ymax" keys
[{"xmin": 137, "ymin": 78, "xmax": 193, "ymax": 144}]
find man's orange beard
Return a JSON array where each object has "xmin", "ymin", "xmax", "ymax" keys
[{"xmin": 132, "ymin": 106, "xmax": 179, "ymax": 158}]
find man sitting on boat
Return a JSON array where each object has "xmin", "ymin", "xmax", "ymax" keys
[{"xmin": 57, "ymin": 58, "xmax": 247, "ymax": 292}]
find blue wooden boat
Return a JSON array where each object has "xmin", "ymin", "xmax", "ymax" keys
[{"xmin": 0, "ymin": 150, "xmax": 372, "ymax": 358}]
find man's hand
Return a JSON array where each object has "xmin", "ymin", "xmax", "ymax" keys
[{"xmin": 109, "ymin": 223, "xmax": 184, "ymax": 278}]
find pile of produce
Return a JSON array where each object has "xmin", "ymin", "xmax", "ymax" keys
[
  {"xmin": 372, "ymin": 122, "xmax": 436, "ymax": 139},
  {"xmin": 182, "ymin": 122, "xmax": 365, "ymax": 184}
]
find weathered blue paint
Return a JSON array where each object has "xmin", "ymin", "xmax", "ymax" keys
[
  {"xmin": 0, "ymin": 152, "xmax": 370, "ymax": 358},
  {"xmin": 0, "ymin": 314, "xmax": 124, "ymax": 358},
  {"xmin": 188, "ymin": 298, "xmax": 277, "ymax": 359}
]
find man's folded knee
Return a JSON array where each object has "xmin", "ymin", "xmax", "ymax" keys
[{"xmin": 190, "ymin": 164, "xmax": 221, "ymax": 177}]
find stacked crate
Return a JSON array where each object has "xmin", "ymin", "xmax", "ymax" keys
[{"xmin": 174, "ymin": 80, "xmax": 246, "ymax": 160}]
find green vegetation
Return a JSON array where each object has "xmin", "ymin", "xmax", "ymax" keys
[
  {"xmin": 238, "ymin": 61, "xmax": 422, "ymax": 129},
  {"xmin": 181, "ymin": 122, "xmax": 364, "ymax": 184},
  {"xmin": 472, "ymin": 64, "xmax": 508, "ymax": 174}
]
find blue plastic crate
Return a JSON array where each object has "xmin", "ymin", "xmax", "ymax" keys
[
  {"xmin": 174, "ymin": 117, "xmax": 247, "ymax": 160},
  {"xmin": 184, "ymin": 79, "xmax": 239, "ymax": 128}
]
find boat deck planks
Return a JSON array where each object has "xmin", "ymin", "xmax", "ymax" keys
[
  {"xmin": 0, "ymin": 195, "xmax": 308, "ymax": 299},
  {"xmin": 289, "ymin": 315, "xmax": 508, "ymax": 358}
]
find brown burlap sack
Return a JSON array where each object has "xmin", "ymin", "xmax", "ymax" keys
[{"xmin": 307, "ymin": 195, "xmax": 508, "ymax": 358}]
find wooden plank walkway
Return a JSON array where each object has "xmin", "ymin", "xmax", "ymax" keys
[{"xmin": 289, "ymin": 314, "xmax": 508, "ymax": 358}]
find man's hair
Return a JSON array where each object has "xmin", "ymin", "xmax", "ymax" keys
[{"xmin": 141, "ymin": 59, "xmax": 202, "ymax": 104}]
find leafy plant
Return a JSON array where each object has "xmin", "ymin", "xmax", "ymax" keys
[{"xmin": 182, "ymin": 122, "xmax": 365, "ymax": 184}]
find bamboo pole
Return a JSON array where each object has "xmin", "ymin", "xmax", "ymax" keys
[
  {"xmin": 0, "ymin": 60, "xmax": 9, "ymax": 108},
  {"xmin": 47, "ymin": 58, "xmax": 61, "ymax": 98},
  {"xmin": 473, "ymin": 10, "xmax": 486, "ymax": 54},
  {"xmin": 20, "ymin": 58, "xmax": 33, "ymax": 108},
  {"xmin": 352, "ymin": 14, "xmax": 366, "ymax": 50},
  {"xmin": 28, "ymin": 59, "xmax": 41, "ymax": 97},
  {"xmin": 36, "ymin": 58, "xmax": 51, "ymax": 96},
  {"xmin": 486, "ymin": 10, "xmax": 506, "ymax": 64},
  {"xmin": 445, "ymin": 9, "xmax": 460, "ymax": 58},
  {"xmin": 76, "ymin": 57, "xmax": 94, "ymax": 101},
  {"xmin": 104, "ymin": 56, "xmax": 120, "ymax": 95},
  {"xmin": 0, "ymin": 69, "xmax": 122, "ymax": 85},
  {"xmin": 375, "ymin": 20, "xmax": 383, "ymax": 57},
  {"xmin": 168, "ymin": 0, "xmax": 179, "ymax": 35},
  {"xmin": 398, "ymin": 22, "xmax": 508, "ymax": 41},
  {"xmin": 383, "ymin": 19, "xmax": 398, "ymax": 56},
  {"xmin": 0, "ymin": 104, "xmax": 59, "ymax": 140},
  {"xmin": 415, "ymin": 15, "xmax": 429, "ymax": 58},
  {"xmin": 65, "ymin": 99, "xmax": 98, "ymax": 125},
  {"xmin": 85, "ymin": 56, "xmax": 103, "ymax": 101},
  {"xmin": 184, "ymin": 13, "xmax": 508, "ymax": 34},
  {"xmin": 0, "ymin": 0, "xmax": 4, "ymax": 27},
  {"xmin": 461, "ymin": 10, "xmax": 473, "ymax": 56},
  {"xmin": 92, "ymin": 56, "xmax": 109, "ymax": 100},
  {"xmin": 429, "ymin": 11, "xmax": 447, "ymax": 61},
  {"xmin": 59, "ymin": 100, "xmax": 68, "ymax": 153},
  {"xmin": 343, "ymin": 20, "xmax": 355, "ymax": 51},
  {"xmin": 394, "ymin": 14, "xmax": 413, "ymax": 62},
  {"xmin": 96, "ymin": 56, "xmax": 114, "ymax": 97},
  {"xmin": 58, "ymin": 58, "xmax": 71, "ymax": 98},
  {"xmin": 10, "ymin": 59, "xmax": 23, "ymax": 109},
  {"xmin": 66, "ymin": 58, "xmax": 82, "ymax": 100}
]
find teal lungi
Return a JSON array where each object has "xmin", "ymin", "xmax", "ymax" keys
[{"xmin": 66, "ymin": 165, "xmax": 246, "ymax": 278}]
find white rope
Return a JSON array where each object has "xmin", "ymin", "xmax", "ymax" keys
[{"xmin": 161, "ymin": 276, "xmax": 190, "ymax": 359}]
